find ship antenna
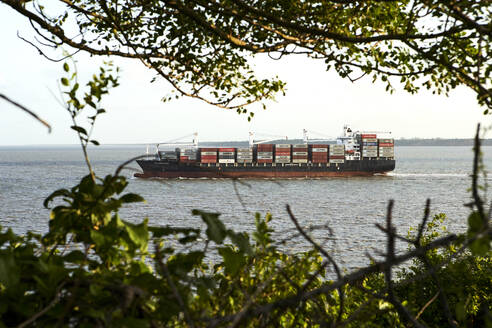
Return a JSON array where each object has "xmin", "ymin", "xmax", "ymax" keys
[
  {"xmin": 193, "ymin": 132, "xmax": 198, "ymax": 147},
  {"xmin": 303, "ymin": 129, "xmax": 308, "ymax": 144}
]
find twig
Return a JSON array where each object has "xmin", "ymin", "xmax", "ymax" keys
[
  {"xmin": 154, "ymin": 245, "xmax": 195, "ymax": 328},
  {"xmin": 415, "ymin": 291, "xmax": 439, "ymax": 320},
  {"xmin": 286, "ymin": 204, "xmax": 345, "ymax": 327},
  {"xmin": 17, "ymin": 282, "xmax": 66, "ymax": 328},
  {"xmin": 383, "ymin": 200, "xmax": 426, "ymax": 328},
  {"xmin": 1, "ymin": 93, "xmax": 51, "ymax": 132}
]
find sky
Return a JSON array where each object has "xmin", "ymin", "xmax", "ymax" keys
[{"xmin": 1, "ymin": 3, "xmax": 490, "ymax": 146}]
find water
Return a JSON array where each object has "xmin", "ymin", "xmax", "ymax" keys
[{"xmin": 0, "ymin": 145, "xmax": 490, "ymax": 270}]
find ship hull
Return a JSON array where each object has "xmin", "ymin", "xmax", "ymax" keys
[{"xmin": 134, "ymin": 159, "xmax": 395, "ymax": 178}]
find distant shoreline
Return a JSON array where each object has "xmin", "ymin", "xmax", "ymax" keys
[{"xmin": 2, "ymin": 139, "xmax": 492, "ymax": 148}]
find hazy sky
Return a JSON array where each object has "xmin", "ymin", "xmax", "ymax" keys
[{"xmin": 1, "ymin": 4, "xmax": 490, "ymax": 146}]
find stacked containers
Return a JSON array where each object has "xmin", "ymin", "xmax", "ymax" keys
[
  {"xmin": 218, "ymin": 148, "xmax": 236, "ymax": 164},
  {"xmin": 361, "ymin": 134, "xmax": 378, "ymax": 158},
  {"xmin": 257, "ymin": 144, "xmax": 274, "ymax": 164},
  {"xmin": 236, "ymin": 147, "xmax": 253, "ymax": 163},
  {"xmin": 275, "ymin": 144, "xmax": 291, "ymax": 163},
  {"xmin": 179, "ymin": 148, "xmax": 198, "ymax": 163},
  {"xmin": 329, "ymin": 144, "xmax": 345, "ymax": 164},
  {"xmin": 311, "ymin": 144, "xmax": 328, "ymax": 163},
  {"xmin": 378, "ymin": 138, "xmax": 394, "ymax": 158},
  {"xmin": 200, "ymin": 148, "xmax": 217, "ymax": 163},
  {"xmin": 292, "ymin": 144, "xmax": 308, "ymax": 163}
]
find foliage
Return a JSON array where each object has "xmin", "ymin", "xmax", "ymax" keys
[
  {"xmin": 1, "ymin": 173, "xmax": 491, "ymax": 327},
  {"xmin": 398, "ymin": 213, "xmax": 492, "ymax": 327},
  {"xmin": 2, "ymin": 0, "xmax": 491, "ymax": 113}
]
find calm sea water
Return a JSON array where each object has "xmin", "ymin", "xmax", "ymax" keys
[{"xmin": 1, "ymin": 145, "xmax": 490, "ymax": 270}]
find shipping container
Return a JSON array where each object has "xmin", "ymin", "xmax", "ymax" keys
[
  {"xmin": 329, "ymin": 159, "xmax": 345, "ymax": 164},
  {"xmin": 292, "ymin": 159, "xmax": 308, "ymax": 163}
]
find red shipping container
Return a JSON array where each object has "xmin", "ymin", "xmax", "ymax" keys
[
  {"xmin": 361, "ymin": 134, "xmax": 377, "ymax": 138},
  {"xmin": 378, "ymin": 143, "xmax": 394, "ymax": 147},
  {"xmin": 329, "ymin": 155, "xmax": 345, "ymax": 159},
  {"xmin": 258, "ymin": 159, "xmax": 273, "ymax": 163},
  {"xmin": 200, "ymin": 148, "xmax": 218, "ymax": 151},
  {"xmin": 218, "ymin": 148, "xmax": 235, "ymax": 152}
]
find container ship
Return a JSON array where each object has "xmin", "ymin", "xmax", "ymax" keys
[{"xmin": 134, "ymin": 126, "xmax": 395, "ymax": 178}]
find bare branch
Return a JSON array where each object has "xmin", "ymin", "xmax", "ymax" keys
[{"xmin": 0, "ymin": 93, "xmax": 52, "ymax": 132}]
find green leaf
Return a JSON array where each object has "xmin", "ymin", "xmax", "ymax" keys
[
  {"xmin": 90, "ymin": 140, "xmax": 100, "ymax": 146},
  {"xmin": 61, "ymin": 77, "xmax": 69, "ymax": 86},
  {"xmin": 228, "ymin": 231, "xmax": 252, "ymax": 255},
  {"xmin": 63, "ymin": 62, "xmax": 69, "ymax": 72},
  {"xmin": 468, "ymin": 211, "xmax": 484, "ymax": 234},
  {"xmin": 470, "ymin": 237, "xmax": 490, "ymax": 256},
  {"xmin": 0, "ymin": 254, "xmax": 20, "ymax": 288},
  {"xmin": 219, "ymin": 246, "xmax": 245, "ymax": 276},
  {"xmin": 90, "ymin": 229, "xmax": 106, "ymax": 247},
  {"xmin": 124, "ymin": 219, "xmax": 149, "ymax": 251},
  {"xmin": 70, "ymin": 125, "xmax": 87, "ymax": 135},
  {"xmin": 63, "ymin": 250, "xmax": 86, "ymax": 263},
  {"xmin": 43, "ymin": 188, "xmax": 72, "ymax": 208},
  {"xmin": 192, "ymin": 210, "xmax": 226, "ymax": 244},
  {"xmin": 120, "ymin": 193, "xmax": 145, "ymax": 203}
]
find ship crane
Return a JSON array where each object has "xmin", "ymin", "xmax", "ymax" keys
[
  {"xmin": 154, "ymin": 132, "xmax": 199, "ymax": 151},
  {"xmin": 249, "ymin": 132, "xmax": 288, "ymax": 146},
  {"xmin": 302, "ymin": 129, "xmax": 336, "ymax": 144},
  {"xmin": 355, "ymin": 129, "xmax": 392, "ymax": 136}
]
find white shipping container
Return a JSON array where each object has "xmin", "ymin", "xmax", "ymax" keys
[
  {"xmin": 257, "ymin": 155, "xmax": 273, "ymax": 159},
  {"xmin": 312, "ymin": 148, "xmax": 328, "ymax": 152},
  {"xmin": 275, "ymin": 156, "xmax": 291, "ymax": 160},
  {"xmin": 293, "ymin": 144, "xmax": 308, "ymax": 148},
  {"xmin": 292, "ymin": 159, "xmax": 308, "ymax": 163},
  {"xmin": 275, "ymin": 144, "xmax": 291, "ymax": 148},
  {"xmin": 218, "ymin": 159, "xmax": 235, "ymax": 163},
  {"xmin": 275, "ymin": 159, "xmax": 291, "ymax": 163},
  {"xmin": 219, "ymin": 152, "xmax": 235, "ymax": 156},
  {"xmin": 200, "ymin": 152, "xmax": 217, "ymax": 156},
  {"xmin": 236, "ymin": 159, "xmax": 253, "ymax": 163},
  {"xmin": 292, "ymin": 152, "xmax": 308, "ymax": 156},
  {"xmin": 329, "ymin": 159, "xmax": 345, "ymax": 164},
  {"xmin": 237, "ymin": 148, "xmax": 253, "ymax": 152},
  {"xmin": 329, "ymin": 152, "xmax": 345, "ymax": 156},
  {"xmin": 362, "ymin": 138, "xmax": 378, "ymax": 142}
]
